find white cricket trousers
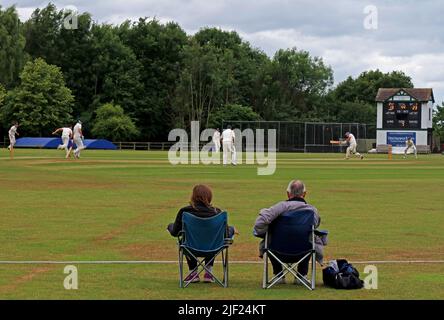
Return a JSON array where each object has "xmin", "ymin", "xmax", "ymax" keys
[
  {"xmin": 346, "ymin": 143, "xmax": 361, "ymax": 159},
  {"xmin": 8, "ymin": 134, "xmax": 16, "ymax": 148},
  {"xmin": 223, "ymin": 142, "xmax": 237, "ymax": 165},
  {"xmin": 74, "ymin": 137, "xmax": 85, "ymax": 156},
  {"xmin": 214, "ymin": 140, "xmax": 221, "ymax": 153},
  {"xmin": 405, "ymin": 146, "xmax": 417, "ymax": 157},
  {"xmin": 59, "ymin": 136, "xmax": 70, "ymax": 150}
]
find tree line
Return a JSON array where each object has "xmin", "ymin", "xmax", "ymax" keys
[{"xmin": 0, "ymin": 3, "xmax": 426, "ymax": 142}]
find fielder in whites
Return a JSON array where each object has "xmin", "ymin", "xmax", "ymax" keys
[
  {"xmin": 52, "ymin": 126, "xmax": 73, "ymax": 158},
  {"xmin": 212, "ymin": 128, "xmax": 221, "ymax": 153},
  {"xmin": 222, "ymin": 125, "xmax": 237, "ymax": 166},
  {"xmin": 70, "ymin": 120, "xmax": 86, "ymax": 159},
  {"xmin": 404, "ymin": 137, "xmax": 417, "ymax": 159},
  {"xmin": 7, "ymin": 121, "xmax": 19, "ymax": 159}
]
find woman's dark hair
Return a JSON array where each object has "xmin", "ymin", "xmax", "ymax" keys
[{"xmin": 190, "ymin": 184, "xmax": 213, "ymax": 208}]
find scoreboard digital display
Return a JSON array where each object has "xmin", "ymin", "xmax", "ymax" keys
[{"xmin": 382, "ymin": 102, "xmax": 421, "ymax": 129}]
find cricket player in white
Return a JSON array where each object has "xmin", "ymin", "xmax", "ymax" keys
[
  {"xmin": 72, "ymin": 120, "xmax": 85, "ymax": 159},
  {"xmin": 344, "ymin": 132, "xmax": 364, "ymax": 160},
  {"xmin": 52, "ymin": 126, "xmax": 73, "ymax": 157},
  {"xmin": 404, "ymin": 137, "xmax": 417, "ymax": 159},
  {"xmin": 7, "ymin": 121, "xmax": 19, "ymax": 158},
  {"xmin": 212, "ymin": 128, "xmax": 221, "ymax": 153},
  {"xmin": 222, "ymin": 125, "xmax": 237, "ymax": 166}
]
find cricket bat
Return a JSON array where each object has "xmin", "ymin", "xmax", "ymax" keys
[{"xmin": 330, "ymin": 140, "xmax": 341, "ymax": 145}]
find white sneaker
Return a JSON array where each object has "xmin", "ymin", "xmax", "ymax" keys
[
  {"xmin": 294, "ymin": 275, "xmax": 309, "ymax": 285},
  {"xmin": 273, "ymin": 276, "xmax": 286, "ymax": 285}
]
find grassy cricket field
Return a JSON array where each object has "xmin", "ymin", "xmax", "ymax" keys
[{"xmin": 0, "ymin": 148, "xmax": 443, "ymax": 299}]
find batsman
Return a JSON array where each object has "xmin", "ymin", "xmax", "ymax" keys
[{"xmin": 331, "ymin": 132, "xmax": 364, "ymax": 160}]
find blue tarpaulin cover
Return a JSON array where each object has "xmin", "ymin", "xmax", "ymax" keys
[{"xmin": 14, "ymin": 137, "xmax": 117, "ymax": 150}]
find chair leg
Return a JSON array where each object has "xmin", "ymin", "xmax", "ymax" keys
[
  {"xmin": 201, "ymin": 251, "xmax": 226, "ymax": 288},
  {"xmin": 181, "ymin": 247, "xmax": 230, "ymax": 288},
  {"xmin": 311, "ymin": 251, "xmax": 316, "ymax": 290},
  {"xmin": 221, "ymin": 249, "xmax": 225, "ymax": 285},
  {"xmin": 262, "ymin": 251, "xmax": 268, "ymax": 289},
  {"xmin": 179, "ymin": 248, "xmax": 184, "ymax": 288},
  {"xmin": 224, "ymin": 248, "xmax": 229, "ymax": 288}
]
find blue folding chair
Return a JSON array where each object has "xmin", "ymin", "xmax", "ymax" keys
[
  {"xmin": 262, "ymin": 209, "xmax": 316, "ymax": 290},
  {"xmin": 178, "ymin": 212, "xmax": 233, "ymax": 288}
]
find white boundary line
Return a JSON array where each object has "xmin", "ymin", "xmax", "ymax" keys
[{"xmin": 0, "ymin": 260, "xmax": 443, "ymax": 265}]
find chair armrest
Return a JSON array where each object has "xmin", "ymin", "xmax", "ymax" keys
[
  {"xmin": 252, "ymin": 230, "xmax": 265, "ymax": 239},
  {"xmin": 177, "ymin": 231, "xmax": 185, "ymax": 244},
  {"xmin": 314, "ymin": 229, "xmax": 328, "ymax": 246},
  {"xmin": 314, "ymin": 229, "xmax": 328, "ymax": 236},
  {"xmin": 224, "ymin": 238, "xmax": 234, "ymax": 245}
]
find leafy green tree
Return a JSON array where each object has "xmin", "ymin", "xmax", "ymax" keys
[
  {"xmin": 433, "ymin": 103, "xmax": 444, "ymax": 142},
  {"xmin": 326, "ymin": 69, "xmax": 414, "ymax": 124},
  {"xmin": 263, "ymin": 48, "xmax": 333, "ymax": 121},
  {"xmin": 174, "ymin": 28, "xmax": 269, "ymax": 129},
  {"xmin": 0, "ymin": 84, "xmax": 5, "ymax": 135},
  {"xmin": 24, "ymin": 4, "xmax": 96, "ymax": 114},
  {"xmin": 208, "ymin": 104, "xmax": 261, "ymax": 129},
  {"xmin": 173, "ymin": 39, "xmax": 226, "ymax": 128},
  {"xmin": 118, "ymin": 18, "xmax": 188, "ymax": 140},
  {"xmin": 9, "ymin": 4, "xmax": 420, "ymax": 140},
  {"xmin": 23, "ymin": 4, "xmax": 63, "ymax": 63},
  {"xmin": 193, "ymin": 28, "xmax": 269, "ymax": 109},
  {"xmin": 335, "ymin": 101, "xmax": 376, "ymax": 124},
  {"xmin": 90, "ymin": 24, "xmax": 144, "ymax": 115},
  {"xmin": 56, "ymin": 11, "xmax": 95, "ymax": 116},
  {"xmin": 1, "ymin": 58, "xmax": 74, "ymax": 136},
  {"xmin": 91, "ymin": 103, "xmax": 139, "ymax": 141},
  {"xmin": 0, "ymin": 84, "xmax": 5, "ymax": 106},
  {"xmin": 333, "ymin": 70, "xmax": 413, "ymax": 104},
  {"xmin": 0, "ymin": 5, "xmax": 26, "ymax": 88}
]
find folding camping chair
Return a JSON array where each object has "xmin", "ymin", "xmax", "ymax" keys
[
  {"xmin": 178, "ymin": 211, "xmax": 233, "ymax": 288},
  {"xmin": 262, "ymin": 209, "xmax": 316, "ymax": 290}
]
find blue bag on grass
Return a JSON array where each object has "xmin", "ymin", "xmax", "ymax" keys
[{"xmin": 322, "ymin": 259, "xmax": 364, "ymax": 289}]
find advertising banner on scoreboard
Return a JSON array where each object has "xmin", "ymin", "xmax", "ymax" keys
[{"xmin": 387, "ymin": 132, "xmax": 416, "ymax": 147}]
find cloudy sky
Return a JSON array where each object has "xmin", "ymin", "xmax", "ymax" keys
[{"xmin": 5, "ymin": 0, "xmax": 444, "ymax": 104}]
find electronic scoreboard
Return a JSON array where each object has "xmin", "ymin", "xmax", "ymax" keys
[{"xmin": 382, "ymin": 101, "xmax": 421, "ymax": 129}]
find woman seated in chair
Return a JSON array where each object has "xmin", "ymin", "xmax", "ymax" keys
[{"xmin": 168, "ymin": 184, "xmax": 237, "ymax": 283}]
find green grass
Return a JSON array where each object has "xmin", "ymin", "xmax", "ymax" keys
[{"xmin": 0, "ymin": 148, "xmax": 443, "ymax": 299}]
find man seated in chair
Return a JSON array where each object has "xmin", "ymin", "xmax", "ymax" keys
[
  {"xmin": 253, "ymin": 179, "xmax": 325, "ymax": 284},
  {"xmin": 168, "ymin": 184, "xmax": 237, "ymax": 283}
]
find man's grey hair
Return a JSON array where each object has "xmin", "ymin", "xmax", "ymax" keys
[{"xmin": 286, "ymin": 180, "xmax": 306, "ymax": 197}]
